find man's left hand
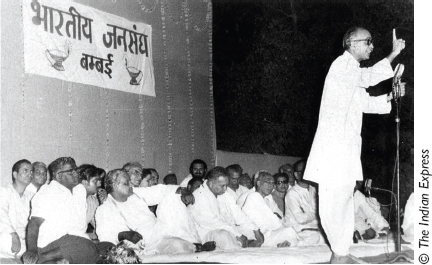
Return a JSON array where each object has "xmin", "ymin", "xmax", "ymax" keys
[{"xmin": 181, "ymin": 193, "xmax": 195, "ymax": 205}]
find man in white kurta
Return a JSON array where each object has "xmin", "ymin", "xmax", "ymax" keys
[
  {"xmin": 303, "ymin": 27, "xmax": 406, "ymax": 263},
  {"xmin": 354, "ymin": 190, "xmax": 389, "ymax": 238},
  {"xmin": 0, "ymin": 160, "xmax": 33, "ymax": 258},
  {"xmin": 240, "ymin": 172, "xmax": 307, "ymax": 247},
  {"xmin": 95, "ymin": 169, "xmax": 197, "ymax": 255},
  {"xmin": 225, "ymin": 164, "xmax": 249, "ymax": 201},
  {"xmin": 179, "ymin": 159, "xmax": 207, "ymax": 187},
  {"xmin": 189, "ymin": 167, "xmax": 263, "ymax": 249}
]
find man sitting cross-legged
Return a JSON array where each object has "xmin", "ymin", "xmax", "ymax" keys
[
  {"xmin": 22, "ymin": 157, "xmax": 101, "ymax": 264},
  {"xmin": 270, "ymin": 173, "xmax": 290, "ymax": 215},
  {"xmin": 240, "ymin": 171, "xmax": 305, "ymax": 247},
  {"xmin": 95, "ymin": 169, "xmax": 210, "ymax": 255},
  {"xmin": 0, "ymin": 159, "xmax": 34, "ymax": 259},
  {"xmin": 189, "ymin": 167, "xmax": 264, "ymax": 249}
]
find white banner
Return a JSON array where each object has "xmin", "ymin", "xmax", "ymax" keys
[{"xmin": 23, "ymin": 0, "xmax": 155, "ymax": 96}]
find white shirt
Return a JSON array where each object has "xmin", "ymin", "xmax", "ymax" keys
[
  {"xmin": 26, "ymin": 183, "xmax": 38, "ymax": 197},
  {"xmin": 284, "ymin": 184, "xmax": 318, "ymax": 232},
  {"xmin": 95, "ymin": 184, "xmax": 178, "ymax": 245},
  {"xmin": 225, "ymin": 185, "xmax": 249, "ymax": 201},
  {"xmin": 179, "ymin": 174, "xmax": 193, "ymax": 188},
  {"xmin": 31, "ymin": 181, "xmax": 87, "ymax": 248},
  {"xmin": 241, "ymin": 192, "xmax": 283, "ymax": 234},
  {"xmin": 0, "ymin": 185, "xmax": 33, "ymax": 240},
  {"xmin": 236, "ymin": 187, "xmax": 255, "ymax": 207},
  {"xmin": 189, "ymin": 181, "xmax": 245, "ymax": 240},
  {"xmin": 264, "ymin": 194, "xmax": 284, "ymax": 217},
  {"xmin": 86, "ymin": 195, "xmax": 99, "ymax": 228},
  {"xmin": 304, "ymin": 52, "xmax": 393, "ymax": 186}
]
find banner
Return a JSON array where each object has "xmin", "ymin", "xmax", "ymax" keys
[{"xmin": 23, "ymin": 0, "xmax": 155, "ymax": 96}]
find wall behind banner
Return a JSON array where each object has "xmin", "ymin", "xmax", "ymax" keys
[{"xmin": 0, "ymin": 0, "xmax": 215, "ymax": 185}]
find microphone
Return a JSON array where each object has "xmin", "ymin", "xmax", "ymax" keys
[{"xmin": 392, "ymin": 63, "xmax": 404, "ymax": 100}]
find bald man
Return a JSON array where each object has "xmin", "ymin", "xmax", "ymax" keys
[{"xmin": 304, "ymin": 27, "xmax": 406, "ymax": 263}]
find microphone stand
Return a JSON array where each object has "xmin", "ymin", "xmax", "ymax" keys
[{"xmin": 385, "ymin": 74, "xmax": 413, "ymax": 264}]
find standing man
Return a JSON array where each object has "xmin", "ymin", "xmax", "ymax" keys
[{"xmin": 304, "ymin": 28, "xmax": 406, "ymax": 263}]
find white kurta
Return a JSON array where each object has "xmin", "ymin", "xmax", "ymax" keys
[
  {"xmin": 189, "ymin": 182, "xmax": 252, "ymax": 249},
  {"xmin": 354, "ymin": 191, "xmax": 389, "ymax": 235},
  {"xmin": 284, "ymin": 185, "xmax": 319, "ymax": 232},
  {"xmin": 95, "ymin": 184, "xmax": 178, "ymax": 245},
  {"xmin": 304, "ymin": 51, "xmax": 394, "ymax": 256},
  {"xmin": 30, "ymin": 181, "xmax": 88, "ymax": 248},
  {"xmin": 0, "ymin": 185, "xmax": 33, "ymax": 258},
  {"xmin": 240, "ymin": 191, "xmax": 302, "ymax": 247},
  {"xmin": 264, "ymin": 194, "xmax": 284, "ymax": 218},
  {"xmin": 225, "ymin": 185, "xmax": 249, "ymax": 201},
  {"xmin": 179, "ymin": 174, "xmax": 193, "ymax": 188}
]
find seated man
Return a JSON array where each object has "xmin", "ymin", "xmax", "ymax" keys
[
  {"xmin": 188, "ymin": 167, "xmax": 263, "ymax": 249},
  {"xmin": 237, "ymin": 170, "xmax": 265, "ymax": 207},
  {"xmin": 148, "ymin": 168, "xmax": 160, "ymax": 185},
  {"xmin": 77, "ymin": 164, "xmax": 103, "ymax": 241},
  {"xmin": 284, "ymin": 159, "xmax": 320, "ymax": 233},
  {"xmin": 179, "ymin": 159, "xmax": 207, "ymax": 188},
  {"xmin": 163, "ymin": 173, "xmax": 178, "ymax": 185},
  {"xmin": 279, "ymin": 163, "xmax": 296, "ymax": 189},
  {"xmin": 239, "ymin": 173, "xmax": 253, "ymax": 189},
  {"xmin": 225, "ymin": 164, "xmax": 249, "ymax": 201},
  {"xmin": 0, "ymin": 159, "xmax": 34, "ymax": 259},
  {"xmin": 240, "ymin": 171, "xmax": 304, "ymax": 247},
  {"xmin": 270, "ymin": 173, "xmax": 290, "ymax": 215},
  {"xmin": 26, "ymin": 161, "xmax": 47, "ymax": 196},
  {"xmin": 187, "ymin": 178, "xmax": 203, "ymax": 193},
  {"xmin": 122, "ymin": 162, "xmax": 144, "ymax": 187},
  {"xmin": 22, "ymin": 157, "xmax": 100, "ymax": 264},
  {"xmin": 95, "ymin": 169, "xmax": 205, "ymax": 255},
  {"xmin": 139, "ymin": 168, "xmax": 157, "ymax": 187},
  {"xmin": 353, "ymin": 187, "xmax": 389, "ymax": 240}
]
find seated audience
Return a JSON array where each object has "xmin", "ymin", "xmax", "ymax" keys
[
  {"xmin": 139, "ymin": 168, "xmax": 156, "ymax": 187},
  {"xmin": 240, "ymin": 171, "xmax": 305, "ymax": 247},
  {"xmin": 0, "ymin": 159, "xmax": 33, "ymax": 259},
  {"xmin": 239, "ymin": 173, "xmax": 253, "ymax": 189},
  {"xmin": 353, "ymin": 186, "xmax": 389, "ymax": 240},
  {"xmin": 22, "ymin": 157, "xmax": 100, "ymax": 264},
  {"xmin": 27, "ymin": 161, "xmax": 47, "ymax": 195},
  {"xmin": 401, "ymin": 192, "xmax": 414, "ymax": 242},
  {"xmin": 237, "ymin": 170, "xmax": 265, "ymax": 207},
  {"xmin": 179, "ymin": 159, "xmax": 207, "ymax": 188},
  {"xmin": 225, "ymin": 164, "xmax": 249, "ymax": 201},
  {"xmin": 270, "ymin": 173, "xmax": 290, "ymax": 215},
  {"xmin": 163, "ymin": 173, "xmax": 178, "ymax": 185},
  {"xmin": 123, "ymin": 162, "xmax": 143, "ymax": 187},
  {"xmin": 279, "ymin": 163, "xmax": 295, "ymax": 189},
  {"xmin": 148, "ymin": 168, "xmax": 160, "ymax": 185},
  {"xmin": 187, "ymin": 178, "xmax": 203, "ymax": 193},
  {"xmin": 95, "ymin": 169, "xmax": 200, "ymax": 255},
  {"xmin": 188, "ymin": 167, "xmax": 263, "ymax": 249},
  {"xmin": 284, "ymin": 159, "xmax": 320, "ymax": 232}
]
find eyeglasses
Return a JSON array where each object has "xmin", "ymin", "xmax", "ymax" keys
[
  {"xmin": 57, "ymin": 168, "xmax": 78, "ymax": 176},
  {"xmin": 276, "ymin": 180, "xmax": 288, "ymax": 185},
  {"xmin": 351, "ymin": 38, "xmax": 373, "ymax": 46}
]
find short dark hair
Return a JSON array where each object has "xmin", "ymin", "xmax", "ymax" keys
[
  {"xmin": 48, "ymin": 157, "xmax": 77, "ymax": 181},
  {"xmin": 294, "ymin": 159, "xmax": 307, "ymax": 173},
  {"xmin": 77, "ymin": 164, "xmax": 100, "ymax": 182},
  {"xmin": 273, "ymin": 172, "xmax": 288, "ymax": 182},
  {"xmin": 189, "ymin": 159, "xmax": 207, "ymax": 172},
  {"xmin": 343, "ymin": 27, "xmax": 364, "ymax": 50},
  {"xmin": 279, "ymin": 163, "xmax": 293, "ymax": 174},
  {"xmin": 205, "ymin": 166, "xmax": 228, "ymax": 182},
  {"xmin": 188, "ymin": 177, "xmax": 203, "ymax": 188},
  {"xmin": 141, "ymin": 168, "xmax": 152, "ymax": 179},
  {"xmin": 105, "ymin": 169, "xmax": 126, "ymax": 194},
  {"xmin": 12, "ymin": 159, "xmax": 32, "ymax": 182},
  {"xmin": 225, "ymin": 164, "xmax": 242, "ymax": 177},
  {"xmin": 163, "ymin": 173, "xmax": 177, "ymax": 184}
]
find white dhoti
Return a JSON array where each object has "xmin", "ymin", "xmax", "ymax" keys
[
  {"xmin": 203, "ymin": 229, "xmax": 241, "ymax": 250},
  {"xmin": 261, "ymin": 226, "xmax": 301, "ymax": 247}
]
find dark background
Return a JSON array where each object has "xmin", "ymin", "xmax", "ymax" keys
[{"xmin": 213, "ymin": 0, "xmax": 414, "ymax": 212}]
